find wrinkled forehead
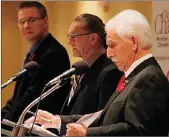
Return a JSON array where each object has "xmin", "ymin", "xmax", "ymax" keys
[
  {"xmin": 106, "ymin": 29, "xmax": 118, "ymax": 44},
  {"xmin": 68, "ymin": 21, "xmax": 86, "ymax": 34}
]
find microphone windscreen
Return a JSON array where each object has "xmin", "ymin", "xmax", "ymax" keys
[
  {"xmin": 24, "ymin": 61, "xmax": 39, "ymax": 73},
  {"xmin": 72, "ymin": 60, "xmax": 89, "ymax": 75}
]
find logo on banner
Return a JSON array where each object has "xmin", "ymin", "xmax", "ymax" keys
[
  {"xmin": 155, "ymin": 10, "xmax": 169, "ymax": 48},
  {"xmin": 155, "ymin": 10, "xmax": 169, "ymax": 35}
]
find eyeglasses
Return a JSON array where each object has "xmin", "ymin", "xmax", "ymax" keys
[
  {"xmin": 68, "ymin": 32, "xmax": 93, "ymax": 40},
  {"xmin": 18, "ymin": 17, "xmax": 44, "ymax": 26}
]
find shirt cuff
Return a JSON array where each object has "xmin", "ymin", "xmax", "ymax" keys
[{"xmin": 54, "ymin": 115, "xmax": 61, "ymax": 134}]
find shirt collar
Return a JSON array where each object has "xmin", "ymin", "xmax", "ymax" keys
[{"xmin": 125, "ymin": 53, "xmax": 153, "ymax": 78}]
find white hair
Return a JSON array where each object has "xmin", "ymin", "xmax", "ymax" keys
[{"xmin": 105, "ymin": 9, "xmax": 152, "ymax": 49}]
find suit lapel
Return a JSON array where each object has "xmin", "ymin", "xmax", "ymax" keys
[
  {"xmin": 103, "ymin": 73, "xmax": 135, "ymax": 110},
  {"xmin": 101, "ymin": 91, "xmax": 120, "ymax": 114},
  {"xmin": 97, "ymin": 74, "xmax": 136, "ymax": 121}
]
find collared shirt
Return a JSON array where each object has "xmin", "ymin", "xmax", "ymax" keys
[{"xmin": 125, "ymin": 54, "xmax": 153, "ymax": 78}]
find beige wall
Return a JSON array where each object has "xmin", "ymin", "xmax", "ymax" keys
[
  {"xmin": 1, "ymin": 1, "xmax": 152, "ymax": 106},
  {"xmin": 2, "ymin": 1, "xmax": 22, "ymax": 106}
]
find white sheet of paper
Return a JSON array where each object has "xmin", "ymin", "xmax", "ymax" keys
[{"xmin": 76, "ymin": 110, "xmax": 103, "ymax": 127}]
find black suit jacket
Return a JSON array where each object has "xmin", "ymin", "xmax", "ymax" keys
[
  {"xmin": 61, "ymin": 53, "xmax": 123, "ymax": 115},
  {"xmin": 2, "ymin": 33, "xmax": 71, "ymax": 122},
  {"xmin": 86, "ymin": 57, "xmax": 169, "ymax": 136},
  {"xmin": 59, "ymin": 54, "xmax": 123, "ymax": 135}
]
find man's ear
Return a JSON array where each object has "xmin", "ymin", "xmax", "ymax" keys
[
  {"xmin": 131, "ymin": 36, "xmax": 138, "ymax": 53},
  {"xmin": 91, "ymin": 33, "xmax": 99, "ymax": 46},
  {"xmin": 44, "ymin": 17, "xmax": 49, "ymax": 27}
]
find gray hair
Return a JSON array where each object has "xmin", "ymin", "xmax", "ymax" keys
[{"xmin": 105, "ymin": 9, "xmax": 152, "ymax": 49}]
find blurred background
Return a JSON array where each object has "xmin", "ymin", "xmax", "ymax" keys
[{"xmin": 1, "ymin": 1, "xmax": 152, "ymax": 106}]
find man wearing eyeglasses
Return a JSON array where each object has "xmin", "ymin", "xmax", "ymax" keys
[
  {"xmin": 59, "ymin": 13, "xmax": 123, "ymax": 116},
  {"xmin": 2, "ymin": 1, "xmax": 70, "ymax": 124},
  {"xmin": 25, "ymin": 13, "xmax": 123, "ymax": 133}
]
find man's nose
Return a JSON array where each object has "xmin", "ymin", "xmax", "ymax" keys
[{"xmin": 23, "ymin": 21, "xmax": 30, "ymax": 28}]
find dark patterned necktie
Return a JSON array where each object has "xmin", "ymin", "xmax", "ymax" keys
[{"xmin": 67, "ymin": 74, "xmax": 84, "ymax": 105}]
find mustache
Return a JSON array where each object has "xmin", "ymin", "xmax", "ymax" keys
[{"xmin": 110, "ymin": 57, "xmax": 119, "ymax": 62}]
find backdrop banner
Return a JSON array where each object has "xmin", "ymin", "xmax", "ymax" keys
[{"xmin": 152, "ymin": 1, "xmax": 169, "ymax": 80}]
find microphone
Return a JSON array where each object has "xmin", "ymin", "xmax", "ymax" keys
[
  {"xmin": 1, "ymin": 61, "xmax": 39, "ymax": 89},
  {"xmin": 11, "ymin": 61, "xmax": 88, "ymax": 136},
  {"xmin": 46, "ymin": 60, "xmax": 89, "ymax": 86}
]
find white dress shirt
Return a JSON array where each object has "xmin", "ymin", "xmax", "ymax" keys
[{"xmin": 125, "ymin": 54, "xmax": 153, "ymax": 78}]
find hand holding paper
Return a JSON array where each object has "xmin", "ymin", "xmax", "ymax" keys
[
  {"xmin": 66, "ymin": 123, "xmax": 87, "ymax": 136},
  {"xmin": 66, "ymin": 110, "xmax": 103, "ymax": 136}
]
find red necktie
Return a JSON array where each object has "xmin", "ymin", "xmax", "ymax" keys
[
  {"xmin": 29, "ymin": 53, "xmax": 35, "ymax": 61},
  {"xmin": 117, "ymin": 74, "xmax": 125, "ymax": 93}
]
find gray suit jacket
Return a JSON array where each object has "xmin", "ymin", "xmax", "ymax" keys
[{"xmin": 86, "ymin": 57, "xmax": 169, "ymax": 136}]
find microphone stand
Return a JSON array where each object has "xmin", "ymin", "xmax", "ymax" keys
[
  {"xmin": 10, "ymin": 79, "xmax": 63, "ymax": 136},
  {"xmin": 1, "ymin": 70, "xmax": 27, "ymax": 89}
]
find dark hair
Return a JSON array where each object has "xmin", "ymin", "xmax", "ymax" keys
[
  {"xmin": 17, "ymin": 1, "xmax": 48, "ymax": 18},
  {"xmin": 73, "ymin": 13, "xmax": 107, "ymax": 49}
]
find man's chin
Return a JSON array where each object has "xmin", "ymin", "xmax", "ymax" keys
[
  {"xmin": 72, "ymin": 52, "xmax": 81, "ymax": 57},
  {"xmin": 24, "ymin": 36, "xmax": 34, "ymax": 41},
  {"xmin": 24, "ymin": 37, "xmax": 37, "ymax": 43}
]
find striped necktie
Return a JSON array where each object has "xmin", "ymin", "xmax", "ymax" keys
[{"xmin": 67, "ymin": 75, "xmax": 84, "ymax": 105}]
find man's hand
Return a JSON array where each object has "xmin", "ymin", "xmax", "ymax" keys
[
  {"xmin": 66, "ymin": 123, "xmax": 87, "ymax": 136},
  {"xmin": 24, "ymin": 109, "xmax": 61, "ymax": 129}
]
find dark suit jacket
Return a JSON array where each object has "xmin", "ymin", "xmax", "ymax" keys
[
  {"xmin": 59, "ymin": 54, "xmax": 123, "ymax": 135},
  {"xmin": 60, "ymin": 53, "xmax": 123, "ymax": 115},
  {"xmin": 2, "ymin": 33, "xmax": 71, "ymax": 123},
  {"xmin": 59, "ymin": 57, "xmax": 169, "ymax": 136},
  {"xmin": 86, "ymin": 57, "xmax": 169, "ymax": 136}
]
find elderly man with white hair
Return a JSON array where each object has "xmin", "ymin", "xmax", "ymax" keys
[{"xmin": 25, "ymin": 9, "xmax": 169, "ymax": 136}]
